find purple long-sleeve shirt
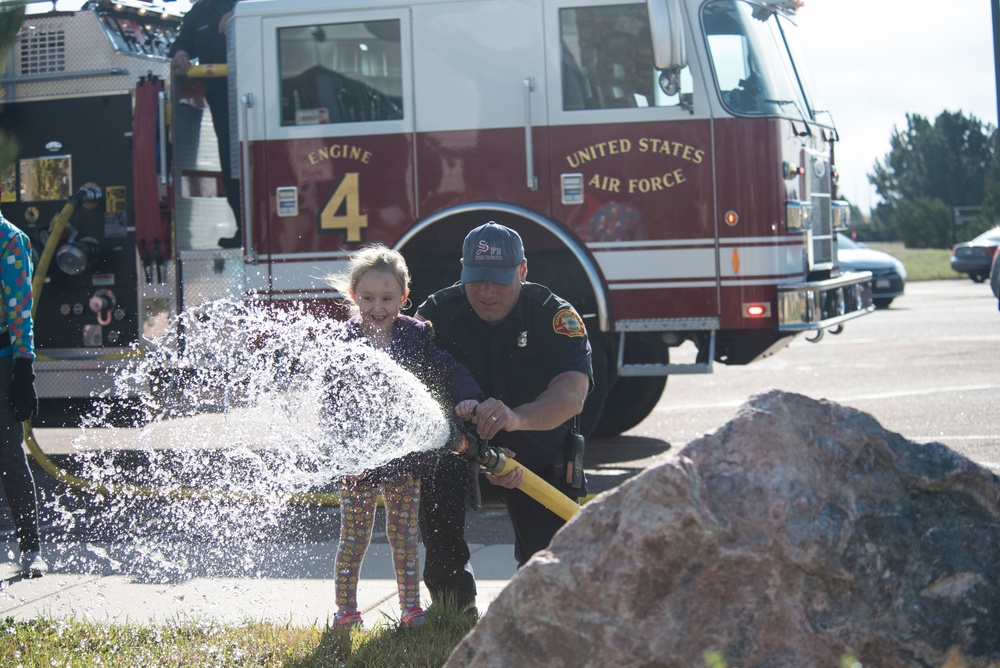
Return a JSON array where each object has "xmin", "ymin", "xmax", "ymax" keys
[{"xmin": 337, "ymin": 314, "xmax": 483, "ymax": 406}]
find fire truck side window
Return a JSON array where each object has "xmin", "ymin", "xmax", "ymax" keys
[
  {"xmin": 559, "ymin": 4, "xmax": 688, "ymax": 111},
  {"xmin": 278, "ymin": 20, "xmax": 404, "ymax": 126}
]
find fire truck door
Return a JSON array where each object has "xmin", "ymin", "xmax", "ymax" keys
[
  {"xmin": 543, "ymin": 0, "xmax": 720, "ymax": 322},
  {"xmin": 410, "ymin": 0, "xmax": 550, "ymax": 216},
  {"xmin": 254, "ymin": 10, "xmax": 415, "ymax": 293}
]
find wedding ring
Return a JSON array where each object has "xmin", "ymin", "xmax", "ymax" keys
[{"xmin": 490, "ymin": 415, "xmax": 498, "ymax": 421}]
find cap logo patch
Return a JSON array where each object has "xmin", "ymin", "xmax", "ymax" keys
[
  {"xmin": 552, "ymin": 309, "xmax": 586, "ymax": 338},
  {"xmin": 475, "ymin": 240, "xmax": 504, "ymax": 261}
]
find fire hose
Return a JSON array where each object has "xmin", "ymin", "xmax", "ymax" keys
[
  {"xmin": 453, "ymin": 429, "xmax": 581, "ymax": 522},
  {"xmin": 21, "ymin": 188, "xmax": 582, "ymax": 520}
]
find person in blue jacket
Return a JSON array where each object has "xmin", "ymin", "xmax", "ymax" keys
[{"xmin": 0, "ymin": 211, "xmax": 46, "ymax": 577}]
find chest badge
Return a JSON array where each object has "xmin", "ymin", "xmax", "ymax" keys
[{"xmin": 517, "ymin": 331, "xmax": 528, "ymax": 347}]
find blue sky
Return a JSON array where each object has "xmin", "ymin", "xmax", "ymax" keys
[{"xmin": 795, "ymin": 1, "xmax": 998, "ymax": 214}]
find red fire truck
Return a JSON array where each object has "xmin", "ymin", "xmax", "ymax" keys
[{"xmin": 1, "ymin": 0, "xmax": 872, "ymax": 435}]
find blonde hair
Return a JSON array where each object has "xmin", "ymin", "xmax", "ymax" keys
[{"xmin": 325, "ymin": 244, "xmax": 411, "ymax": 314}]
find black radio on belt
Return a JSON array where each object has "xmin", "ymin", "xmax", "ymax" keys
[{"xmin": 564, "ymin": 417, "xmax": 585, "ymax": 489}]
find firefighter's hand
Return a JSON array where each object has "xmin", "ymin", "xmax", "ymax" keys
[
  {"xmin": 473, "ymin": 399, "xmax": 518, "ymax": 440},
  {"xmin": 454, "ymin": 399, "xmax": 479, "ymax": 421},
  {"xmin": 484, "ymin": 449, "xmax": 522, "ymax": 489},
  {"xmin": 171, "ymin": 50, "xmax": 192, "ymax": 74}
]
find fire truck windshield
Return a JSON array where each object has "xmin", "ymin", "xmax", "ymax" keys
[
  {"xmin": 777, "ymin": 12, "xmax": 836, "ymax": 129},
  {"xmin": 702, "ymin": 0, "xmax": 811, "ymax": 121}
]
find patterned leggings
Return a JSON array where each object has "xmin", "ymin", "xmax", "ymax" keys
[{"xmin": 335, "ymin": 475, "xmax": 421, "ymax": 612}]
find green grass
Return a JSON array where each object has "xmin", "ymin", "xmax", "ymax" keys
[
  {"xmin": 862, "ymin": 242, "xmax": 960, "ymax": 282},
  {"xmin": 0, "ymin": 607, "xmax": 478, "ymax": 668}
]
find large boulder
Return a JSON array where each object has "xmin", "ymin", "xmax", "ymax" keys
[{"xmin": 446, "ymin": 390, "xmax": 1000, "ymax": 668}]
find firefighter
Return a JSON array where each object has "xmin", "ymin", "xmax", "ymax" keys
[
  {"xmin": 415, "ymin": 222, "xmax": 592, "ymax": 613},
  {"xmin": 0, "ymin": 210, "xmax": 46, "ymax": 578},
  {"xmin": 168, "ymin": 0, "xmax": 242, "ymax": 249}
]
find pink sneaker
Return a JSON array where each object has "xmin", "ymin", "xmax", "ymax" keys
[
  {"xmin": 401, "ymin": 606, "xmax": 425, "ymax": 627},
  {"xmin": 332, "ymin": 609, "xmax": 364, "ymax": 630}
]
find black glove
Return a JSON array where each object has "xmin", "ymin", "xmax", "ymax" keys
[{"xmin": 10, "ymin": 357, "xmax": 38, "ymax": 422}]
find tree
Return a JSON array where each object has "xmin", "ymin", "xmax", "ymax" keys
[
  {"xmin": 894, "ymin": 196, "xmax": 953, "ymax": 249},
  {"xmin": 868, "ymin": 111, "xmax": 996, "ymax": 247}
]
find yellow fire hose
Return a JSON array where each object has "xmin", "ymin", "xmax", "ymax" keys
[
  {"xmin": 454, "ymin": 433, "xmax": 581, "ymax": 521},
  {"xmin": 494, "ymin": 458, "xmax": 581, "ymax": 522},
  {"xmin": 21, "ymin": 189, "xmax": 584, "ymax": 520}
]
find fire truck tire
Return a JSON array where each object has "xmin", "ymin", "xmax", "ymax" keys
[
  {"xmin": 594, "ymin": 332, "xmax": 668, "ymax": 436},
  {"xmin": 594, "ymin": 376, "xmax": 667, "ymax": 437}
]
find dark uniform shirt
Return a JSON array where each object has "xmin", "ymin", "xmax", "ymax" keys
[
  {"xmin": 416, "ymin": 283, "xmax": 592, "ymax": 472},
  {"xmin": 168, "ymin": 0, "xmax": 238, "ymax": 64}
]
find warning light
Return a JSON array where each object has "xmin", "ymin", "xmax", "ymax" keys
[
  {"xmin": 743, "ymin": 303, "xmax": 771, "ymax": 318},
  {"xmin": 724, "ymin": 210, "xmax": 739, "ymax": 226},
  {"xmin": 782, "ymin": 161, "xmax": 806, "ymax": 180}
]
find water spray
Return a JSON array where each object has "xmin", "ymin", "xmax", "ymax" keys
[
  {"xmin": 452, "ymin": 428, "xmax": 581, "ymax": 522},
  {"xmin": 22, "ymin": 185, "xmax": 348, "ymax": 507},
  {"xmin": 21, "ymin": 185, "xmax": 580, "ymax": 573}
]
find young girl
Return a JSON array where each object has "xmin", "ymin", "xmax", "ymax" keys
[{"xmin": 324, "ymin": 244, "xmax": 481, "ymax": 629}]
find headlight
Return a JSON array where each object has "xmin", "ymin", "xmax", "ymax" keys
[
  {"xmin": 786, "ymin": 200, "xmax": 812, "ymax": 232},
  {"xmin": 831, "ymin": 200, "xmax": 850, "ymax": 231}
]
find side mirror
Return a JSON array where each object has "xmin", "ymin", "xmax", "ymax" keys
[{"xmin": 648, "ymin": 0, "xmax": 686, "ymax": 71}]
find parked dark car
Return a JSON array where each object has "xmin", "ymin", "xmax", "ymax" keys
[
  {"xmin": 950, "ymin": 227, "xmax": 1000, "ymax": 282},
  {"xmin": 837, "ymin": 233, "xmax": 906, "ymax": 309}
]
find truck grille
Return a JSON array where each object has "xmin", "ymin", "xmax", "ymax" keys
[{"xmin": 806, "ymin": 150, "xmax": 833, "ymax": 268}]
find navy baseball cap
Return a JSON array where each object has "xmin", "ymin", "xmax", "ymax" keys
[{"xmin": 460, "ymin": 222, "xmax": 525, "ymax": 285}]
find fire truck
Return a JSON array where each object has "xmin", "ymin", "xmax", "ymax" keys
[{"xmin": 1, "ymin": 0, "xmax": 872, "ymax": 435}]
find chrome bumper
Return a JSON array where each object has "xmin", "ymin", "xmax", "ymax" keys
[{"xmin": 778, "ymin": 271, "xmax": 874, "ymax": 331}]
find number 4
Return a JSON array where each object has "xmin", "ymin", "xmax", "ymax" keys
[{"xmin": 319, "ymin": 172, "xmax": 368, "ymax": 241}]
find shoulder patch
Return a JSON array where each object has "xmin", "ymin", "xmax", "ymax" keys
[{"xmin": 552, "ymin": 308, "xmax": 586, "ymax": 338}]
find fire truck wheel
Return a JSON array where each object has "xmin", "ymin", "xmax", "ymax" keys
[
  {"xmin": 593, "ymin": 332, "xmax": 668, "ymax": 437},
  {"xmin": 594, "ymin": 376, "xmax": 667, "ymax": 437}
]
